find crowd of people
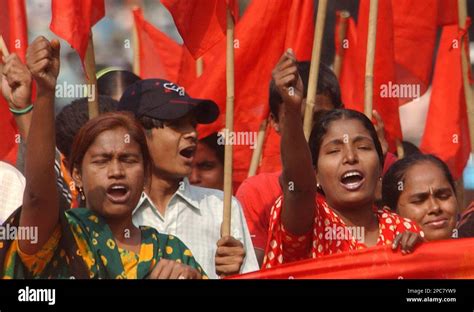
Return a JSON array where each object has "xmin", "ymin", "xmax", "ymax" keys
[{"xmin": 0, "ymin": 35, "xmax": 473, "ymax": 279}]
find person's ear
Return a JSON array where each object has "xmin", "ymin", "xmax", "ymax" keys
[
  {"xmin": 315, "ymin": 170, "xmax": 321, "ymax": 190},
  {"xmin": 269, "ymin": 113, "xmax": 280, "ymax": 134},
  {"xmin": 72, "ymin": 167, "xmax": 83, "ymax": 190}
]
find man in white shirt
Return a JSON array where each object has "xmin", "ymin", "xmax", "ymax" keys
[{"xmin": 119, "ymin": 79, "xmax": 259, "ymax": 279}]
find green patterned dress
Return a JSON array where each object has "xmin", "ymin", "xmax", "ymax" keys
[{"xmin": 1, "ymin": 208, "xmax": 206, "ymax": 279}]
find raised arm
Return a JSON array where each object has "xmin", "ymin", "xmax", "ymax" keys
[
  {"xmin": 19, "ymin": 37, "xmax": 60, "ymax": 254},
  {"xmin": 1, "ymin": 53, "xmax": 33, "ymax": 142},
  {"xmin": 273, "ymin": 49, "xmax": 317, "ymax": 235}
]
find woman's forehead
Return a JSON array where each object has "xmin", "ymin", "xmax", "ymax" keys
[
  {"xmin": 87, "ymin": 128, "xmax": 140, "ymax": 154},
  {"xmin": 322, "ymin": 118, "xmax": 372, "ymax": 141},
  {"xmin": 403, "ymin": 162, "xmax": 449, "ymax": 187}
]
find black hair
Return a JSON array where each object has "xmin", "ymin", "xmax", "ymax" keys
[
  {"xmin": 97, "ymin": 70, "xmax": 141, "ymax": 100},
  {"xmin": 269, "ymin": 62, "xmax": 343, "ymax": 121},
  {"xmin": 381, "ymin": 153, "xmax": 456, "ymax": 211},
  {"xmin": 401, "ymin": 140, "xmax": 421, "ymax": 158},
  {"xmin": 55, "ymin": 95, "xmax": 118, "ymax": 161},
  {"xmin": 308, "ymin": 109, "xmax": 384, "ymax": 169},
  {"xmin": 200, "ymin": 132, "xmax": 225, "ymax": 165},
  {"xmin": 138, "ymin": 116, "xmax": 165, "ymax": 135}
]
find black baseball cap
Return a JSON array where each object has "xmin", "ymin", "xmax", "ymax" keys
[{"xmin": 118, "ymin": 79, "xmax": 219, "ymax": 124}]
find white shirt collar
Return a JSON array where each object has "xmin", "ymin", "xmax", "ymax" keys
[{"xmin": 133, "ymin": 177, "xmax": 200, "ymax": 214}]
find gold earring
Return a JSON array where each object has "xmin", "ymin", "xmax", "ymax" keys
[{"xmin": 78, "ymin": 187, "xmax": 85, "ymax": 200}]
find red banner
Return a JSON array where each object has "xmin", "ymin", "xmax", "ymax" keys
[
  {"xmin": 50, "ymin": 0, "xmax": 105, "ymax": 72},
  {"xmin": 232, "ymin": 238, "xmax": 474, "ymax": 279},
  {"xmin": 0, "ymin": 0, "xmax": 28, "ymax": 165}
]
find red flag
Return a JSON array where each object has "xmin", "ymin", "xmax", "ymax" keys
[
  {"xmin": 232, "ymin": 238, "xmax": 474, "ymax": 279},
  {"xmin": 227, "ymin": 0, "xmax": 240, "ymax": 22},
  {"xmin": 0, "ymin": 0, "xmax": 28, "ymax": 61},
  {"xmin": 258, "ymin": 0, "xmax": 316, "ymax": 174},
  {"xmin": 50, "ymin": 0, "xmax": 105, "ymax": 70},
  {"xmin": 188, "ymin": 0, "xmax": 293, "ymax": 188},
  {"xmin": 420, "ymin": 22, "xmax": 471, "ymax": 179},
  {"xmin": 438, "ymin": 0, "xmax": 458, "ymax": 26},
  {"xmin": 132, "ymin": 8, "xmax": 207, "ymax": 90},
  {"xmin": 133, "ymin": 8, "xmax": 183, "ymax": 82},
  {"xmin": 161, "ymin": 0, "xmax": 229, "ymax": 60},
  {"xmin": 336, "ymin": 12, "xmax": 358, "ymax": 113},
  {"xmin": 285, "ymin": 0, "xmax": 314, "ymax": 61},
  {"xmin": 391, "ymin": 0, "xmax": 438, "ymax": 102},
  {"xmin": 0, "ymin": 0, "xmax": 28, "ymax": 165},
  {"xmin": 346, "ymin": 0, "xmax": 402, "ymax": 151},
  {"xmin": 176, "ymin": 47, "xmax": 201, "ymax": 89}
]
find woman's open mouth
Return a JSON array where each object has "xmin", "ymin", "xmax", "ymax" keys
[
  {"xmin": 106, "ymin": 184, "xmax": 131, "ymax": 204},
  {"xmin": 339, "ymin": 170, "xmax": 365, "ymax": 191}
]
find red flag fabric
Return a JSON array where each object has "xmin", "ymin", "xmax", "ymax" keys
[
  {"xmin": 284, "ymin": 0, "xmax": 314, "ymax": 61},
  {"xmin": 0, "ymin": 0, "xmax": 28, "ymax": 165},
  {"xmin": 132, "ymin": 7, "xmax": 207, "ymax": 90},
  {"xmin": 188, "ymin": 0, "xmax": 293, "ymax": 188},
  {"xmin": 176, "ymin": 47, "xmax": 201, "ymax": 89},
  {"xmin": 420, "ymin": 22, "xmax": 471, "ymax": 180},
  {"xmin": 161, "ymin": 0, "xmax": 229, "ymax": 60},
  {"xmin": 49, "ymin": 0, "xmax": 105, "ymax": 71},
  {"xmin": 258, "ymin": 126, "xmax": 282, "ymax": 174},
  {"xmin": 133, "ymin": 8, "xmax": 182, "ymax": 82},
  {"xmin": 0, "ymin": 0, "xmax": 28, "ymax": 61},
  {"xmin": 391, "ymin": 0, "xmax": 438, "ymax": 102},
  {"xmin": 227, "ymin": 0, "xmax": 240, "ymax": 23},
  {"xmin": 343, "ymin": 0, "xmax": 402, "ymax": 152},
  {"xmin": 258, "ymin": 0, "xmax": 315, "ymax": 174},
  {"xmin": 438, "ymin": 0, "xmax": 458, "ymax": 26},
  {"xmin": 232, "ymin": 238, "xmax": 474, "ymax": 279},
  {"xmin": 244, "ymin": 0, "xmax": 314, "ymax": 173},
  {"xmin": 336, "ymin": 12, "xmax": 358, "ymax": 113}
]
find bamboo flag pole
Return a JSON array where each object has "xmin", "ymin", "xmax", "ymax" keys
[
  {"xmin": 458, "ymin": 0, "xmax": 474, "ymax": 150},
  {"xmin": 132, "ymin": 7, "xmax": 140, "ymax": 76},
  {"xmin": 221, "ymin": 6, "xmax": 235, "ymax": 237},
  {"xmin": 196, "ymin": 57, "xmax": 204, "ymax": 77},
  {"xmin": 363, "ymin": 0, "xmax": 378, "ymax": 120},
  {"xmin": 334, "ymin": 11, "xmax": 350, "ymax": 79},
  {"xmin": 84, "ymin": 33, "xmax": 99, "ymax": 119},
  {"xmin": 247, "ymin": 118, "xmax": 268, "ymax": 177},
  {"xmin": 0, "ymin": 35, "xmax": 9, "ymax": 58},
  {"xmin": 303, "ymin": 0, "xmax": 328, "ymax": 140},
  {"xmin": 457, "ymin": 0, "xmax": 472, "ymax": 211}
]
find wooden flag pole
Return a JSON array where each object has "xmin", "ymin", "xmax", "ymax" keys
[
  {"xmin": 458, "ymin": 0, "xmax": 474, "ymax": 150},
  {"xmin": 364, "ymin": 0, "xmax": 379, "ymax": 120},
  {"xmin": 132, "ymin": 7, "xmax": 141, "ymax": 76},
  {"xmin": 247, "ymin": 117, "xmax": 268, "ymax": 177},
  {"xmin": 303, "ymin": 0, "xmax": 328, "ymax": 140},
  {"xmin": 84, "ymin": 33, "xmax": 99, "ymax": 120},
  {"xmin": 221, "ymin": 6, "xmax": 235, "ymax": 237},
  {"xmin": 196, "ymin": 57, "xmax": 204, "ymax": 77},
  {"xmin": 457, "ymin": 0, "xmax": 472, "ymax": 211},
  {"xmin": 0, "ymin": 35, "xmax": 10, "ymax": 58},
  {"xmin": 334, "ymin": 11, "xmax": 350, "ymax": 79}
]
